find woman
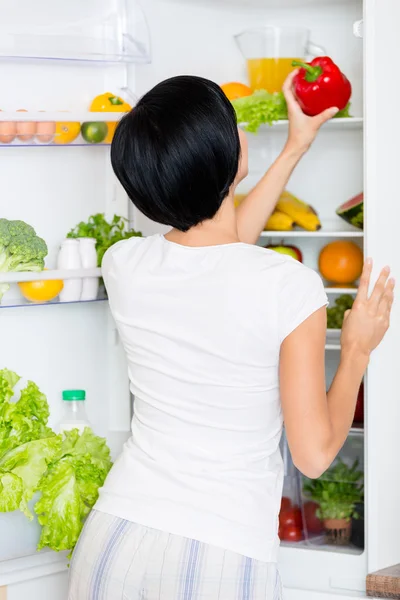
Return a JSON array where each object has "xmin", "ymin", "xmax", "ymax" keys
[{"xmin": 68, "ymin": 73, "xmax": 394, "ymax": 599}]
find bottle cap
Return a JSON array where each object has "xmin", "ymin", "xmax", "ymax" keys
[{"xmin": 62, "ymin": 390, "xmax": 86, "ymax": 401}]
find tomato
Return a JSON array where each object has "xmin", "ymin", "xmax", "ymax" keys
[
  {"xmin": 278, "ymin": 524, "xmax": 284, "ymax": 540},
  {"xmin": 279, "ymin": 507, "xmax": 302, "ymax": 529},
  {"xmin": 303, "ymin": 501, "xmax": 323, "ymax": 534},
  {"xmin": 280, "ymin": 497, "xmax": 292, "ymax": 513},
  {"xmin": 281, "ymin": 525, "xmax": 303, "ymax": 542}
]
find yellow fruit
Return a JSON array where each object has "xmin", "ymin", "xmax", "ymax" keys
[
  {"xmin": 105, "ymin": 121, "xmax": 117, "ymax": 144},
  {"xmin": 54, "ymin": 122, "xmax": 81, "ymax": 145},
  {"xmin": 276, "ymin": 191, "xmax": 321, "ymax": 232},
  {"xmin": 19, "ymin": 273, "xmax": 64, "ymax": 303},
  {"xmin": 264, "ymin": 211, "xmax": 295, "ymax": 231},
  {"xmin": 221, "ymin": 82, "xmax": 253, "ymax": 101}
]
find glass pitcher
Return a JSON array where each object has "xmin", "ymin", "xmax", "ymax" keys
[{"xmin": 234, "ymin": 27, "xmax": 325, "ymax": 93}]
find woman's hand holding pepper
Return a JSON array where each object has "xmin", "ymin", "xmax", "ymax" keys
[{"xmin": 282, "ymin": 70, "xmax": 339, "ymax": 157}]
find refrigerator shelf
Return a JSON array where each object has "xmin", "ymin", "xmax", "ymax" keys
[
  {"xmin": 0, "ymin": 0, "xmax": 151, "ymax": 65},
  {"xmin": 241, "ymin": 117, "xmax": 363, "ymax": 133},
  {"xmin": 260, "ymin": 220, "xmax": 363, "ymax": 239}
]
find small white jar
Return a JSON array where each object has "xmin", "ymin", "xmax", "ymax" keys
[
  {"xmin": 57, "ymin": 239, "xmax": 82, "ymax": 302},
  {"xmin": 78, "ymin": 238, "xmax": 99, "ymax": 301}
]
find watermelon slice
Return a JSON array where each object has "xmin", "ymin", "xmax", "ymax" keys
[{"xmin": 336, "ymin": 192, "xmax": 363, "ymax": 230}]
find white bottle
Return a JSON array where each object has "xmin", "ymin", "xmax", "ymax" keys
[
  {"xmin": 58, "ymin": 390, "xmax": 91, "ymax": 434},
  {"xmin": 79, "ymin": 238, "xmax": 99, "ymax": 301},
  {"xmin": 57, "ymin": 239, "xmax": 82, "ymax": 302}
]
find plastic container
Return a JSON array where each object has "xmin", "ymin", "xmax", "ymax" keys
[
  {"xmin": 279, "ymin": 434, "xmax": 365, "ymax": 553},
  {"xmin": 0, "ymin": 494, "xmax": 41, "ymax": 561},
  {"xmin": 79, "ymin": 238, "xmax": 99, "ymax": 301},
  {"xmin": 57, "ymin": 239, "xmax": 82, "ymax": 302},
  {"xmin": 58, "ymin": 389, "xmax": 91, "ymax": 434}
]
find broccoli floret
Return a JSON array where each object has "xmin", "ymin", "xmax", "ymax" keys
[{"xmin": 0, "ymin": 219, "xmax": 48, "ymax": 302}]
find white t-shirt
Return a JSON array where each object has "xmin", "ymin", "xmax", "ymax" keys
[{"xmin": 96, "ymin": 234, "xmax": 328, "ymax": 562}]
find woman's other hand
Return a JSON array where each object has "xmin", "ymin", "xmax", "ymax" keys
[
  {"xmin": 341, "ymin": 259, "xmax": 395, "ymax": 361},
  {"xmin": 282, "ymin": 70, "xmax": 339, "ymax": 156}
]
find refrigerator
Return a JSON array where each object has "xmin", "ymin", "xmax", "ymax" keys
[{"xmin": 0, "ymin": 0, "xmax": 399, "ymax": 598}]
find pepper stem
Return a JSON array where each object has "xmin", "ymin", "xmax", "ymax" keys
[{"xmin": 292, "ymin": 60, "xmax": 323, "ymax": 83}]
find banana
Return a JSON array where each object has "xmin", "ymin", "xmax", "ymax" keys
[
  {"xmin": 276, "ymin": 191, "xmax": 321, "ymax": 232},
  {"xmin": 264, "ymin": 211, "xmax": 295, "ymax": 231}
]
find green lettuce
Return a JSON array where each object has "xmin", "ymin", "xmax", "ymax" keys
[
  {"xmin": 35, "ymin": 428, "xmax": 112, "ymax": 552},
  {"xmin": 232, "ymin": 92, "xmax": 352, "ymax": 133},
  {"xmin": 232, "ymin": 91, "xmax": 288, "ymax": 133},
  {"xmin": 0, "ymin": 436, "xmax": 61, "ymax": 517},
  {"xmin": 0, "ymin": 369, "xmax": 113, "ymax": 554}
]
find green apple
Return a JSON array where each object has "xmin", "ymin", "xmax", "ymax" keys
[{"xmin": 265, "ymin": 245, "xmax": 303, "ymax": 262}]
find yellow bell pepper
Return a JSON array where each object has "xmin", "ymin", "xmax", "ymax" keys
[
  {"xmin": 89, "ymin": 93, "xmax": 132, "ymax": 144},
  {"xmin": 89, "ymin": 92, "xmax": 131, "ymax": 113}
]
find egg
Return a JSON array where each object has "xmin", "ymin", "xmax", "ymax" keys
[
  {"xmin": 16, "ymin": 109, "xmax": 36, "ymax": 142},
  {"xmin": 0, "ymin": 110, "xmax": 16, "ymax": 143},
  {"xmin": 36, "ymin": 113, "xmax": 56, "ymax": 143}
]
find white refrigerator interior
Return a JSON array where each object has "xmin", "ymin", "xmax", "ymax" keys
[{"xmin": 1, "ymin": 0, "xmax": 400, "ymax": 599}]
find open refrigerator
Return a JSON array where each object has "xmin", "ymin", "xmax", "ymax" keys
[{"xmin": 0, "ymin": 0, "xmax": 400, "ymax": 599}]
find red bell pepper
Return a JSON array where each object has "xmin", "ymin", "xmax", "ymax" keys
[{"xmin": 291, "ymin": 57, "xmax": 352, "ymax": 117}]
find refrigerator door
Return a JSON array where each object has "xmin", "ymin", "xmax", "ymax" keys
[{"xmin": 364, "ymin": 0, "xmax": 400, "ymax": 576}]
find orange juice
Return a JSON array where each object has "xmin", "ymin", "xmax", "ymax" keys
[{"xmin": 247, "ymin": 57, "xmax": 302, "ymax": 93}]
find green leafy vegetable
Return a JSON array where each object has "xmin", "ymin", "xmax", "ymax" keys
[
  {"xmin": 0, "ymin": 436, "xmax": 61, "ymax": 518},
  {"xmin": 232, "ymin": 91, "xmax": 288, "ymax": 133},
  {"xmin": 303, "ymin": 459, "xmax": 364, "ymax": 521},
  {"xmin": 0, "ymin": 369, "xmax": 113, "ymax": 553},
  {"xmin": 35, "ymin": 428, "xmax": 112, "ymax": 552},
  {"xmin": 67, "ymin": 214, "xmax": 142, "ymax": 267},
  {"xmin": 231, "ymin": 93, "xmax": 352, "ymax": 134},
  {"xmin": 327, "ymin": 294, "xmax": 354, "ymax": 329},
  {"xmin": 0, "ymin": 219, "xmax": 48, "ymax": 301}
]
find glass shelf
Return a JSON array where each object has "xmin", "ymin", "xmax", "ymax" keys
[
  {"xmin": 0, "ymin": 292, "xmax": 108, "ymax": 309},
  {"xmin": 0, "ymin": 112, "xmax": 129, "ymax": 147},
  {"xmin": 0, "ymin": 0, "xmax": 151, "ymax": 64},
  {"xmin": 260, "ymin": 220, "xmax": 363, "ymax": 239}
]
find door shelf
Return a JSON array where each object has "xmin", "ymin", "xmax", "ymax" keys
[
  {"xmin": 0, "ymin": 268, "xmax": 106, "ymax": 308},
  {"xmin": 0, "ymin": 0, "xmax": 151, "ymax": 65},
  {"xmin": 0, "ymin": 291, "xmax": 108, "ymax": 309},
  {"xmin": 260, "ymin": 221, "xmax": 363, "ymax": 239},
  {"xmin": 0, "ymin": 112, "xmax": 128, "ymax": 147}
]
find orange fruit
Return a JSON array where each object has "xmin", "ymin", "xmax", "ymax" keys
[
  {"xmin": 319, "ymin": 241, "xmax": 363, "ymax": 284},
  {"xmin": 19, "ymin": 271, "xmax": 64, "ymax": 303},
  {"xmin": 221, "ymin": 82, "xmax": 252, "ymax": 101}
]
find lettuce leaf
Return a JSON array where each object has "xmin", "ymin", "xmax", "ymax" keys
[
  {"xmin": 35, "ymin": 428, "xmax": 112, "ymax": 552},
  {"xmin": 231, "ymin": 93, "xmax": 352, "ymax": 133},
  {"xmin": 232, "ymin": 91, "xmax": 288, "ymax": 133},
  {"xmin": 0, "ymin": 436, "xmax": 61, "ymax": 517},
  {"xmin": 0, "ymin": 472, "xmax": 23, "ymax": 512}
]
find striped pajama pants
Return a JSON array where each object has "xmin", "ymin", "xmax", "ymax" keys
[{"xmin": 68, "ymin": 510, "xmax": 283, "ymax": 600}]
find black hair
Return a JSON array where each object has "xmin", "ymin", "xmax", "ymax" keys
[{"xmin": 111, "ymin": 75, "xmax": 240, "ymax": 232}]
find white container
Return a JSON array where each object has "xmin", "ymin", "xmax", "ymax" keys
[
  {"xmin": 58, "ymin": 389, "xmax": 91, "ymax": 434},
  {"xmin": 78, "ymin": 237, "xmax": 99, "ymax": 301},
  {"xmin": 0, "ymin": 494, "xmax": 42, "ymax": 561},
  {"xmin": 57, "ymin": 239, "xmax": 82, "ymax": 302}
]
